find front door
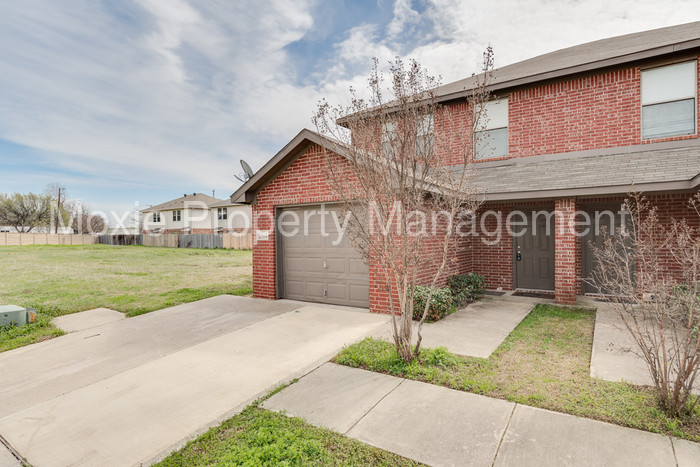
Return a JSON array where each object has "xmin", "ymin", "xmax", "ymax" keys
[
  {"xmin": 581, "ymin": 204, "xmax": 631, "ymax": 294},
  {"xmin": 514, "ymin": 208, "xmax": 555, "ymax": 291}
]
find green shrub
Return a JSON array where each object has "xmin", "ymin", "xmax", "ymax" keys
[
  {"xmin": 448, "ymin": 273, "xmax": 486, "ymax": 307},
  {"xmin": 412, "ymin": 286, "xmax": 452, "ymax": 322}
]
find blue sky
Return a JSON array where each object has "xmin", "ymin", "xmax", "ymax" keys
[{"xmin": 1, "ymin": 0, "xmax": 699, "ymax": 224}]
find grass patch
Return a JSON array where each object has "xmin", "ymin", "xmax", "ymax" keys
[
  {"xmin": 0, "ymin": 245, "xmax": 252, "ymax": 350},
  {"xmin": 334, "ymin": 304, "xmax": 700, "ymax": 442},
  {"xmin": 156, "ymin": 385, "xmax": 421, "ymax": 467}
]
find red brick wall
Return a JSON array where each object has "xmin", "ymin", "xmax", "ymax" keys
[
  {"xmin": 435, "ymin": 57, "xmax": 700, "ymax": 164},
  {"xmin": 470, "ymin": 204, "xmax": 514, "ymax": 290},
  {"xmin": 467, "ymin": 193, "xmax": 698, "ymax": 300},
  {"xmin": 554, "ymin": 199, "xmax": 578, "ymax": 305}
]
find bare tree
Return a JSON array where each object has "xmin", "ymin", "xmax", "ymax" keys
[
  {"xmin": 69, "ymin": 202, "xmax": 107, "ymax": 234},
  {"xmin": 313, "ymin": 52, "xmax": 493, "ymax": 362},
  {"xmin": 0, "ymin": 193, "xmax": 52, "ymax": 232},
  {"xmin": 590, "ymin": 192, "xmax": 700, "ymax": 417}
]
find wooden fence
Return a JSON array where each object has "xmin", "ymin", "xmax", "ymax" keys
[
  {"xmin": 223, "ymin": 233, "xmax": 253, "ymax": 250},
  {"xmin": 143, "ymin": 234, "xmax": 179, "ymax": 248},
  {"xmin": 0, "ymin": 233, "xmax": 97, "ymax": 246},
  {"xmin": 95, "ymin": 232, "xmax": 252, "ymax": 250},
  {"xmin": 97, "ymin": 234, "xmax": 142, "ymax": 246}
]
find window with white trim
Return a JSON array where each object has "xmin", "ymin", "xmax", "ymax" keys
[
  {"xmin": 217, "ymin": 207, "xmax": 227, "ymax": 220},
  {"xmin": 381, "ymin": 121, "xmax": 397, "ymax": 157},
  {"xmin": 381, "ymin": 114, "xmax": 434, "ymax": 158},
  {"xmin": 416, "ymin": 114, "xmax": 434, "ymax": 157},
  {"xmin": 173, "ymin": 210, "xmax": 181, "ymax": 222},
  {"xmin": 474, "ymin": 97, "xmax": 508, "ymax": 160},
  {"xmin": 641, "ymin": 61, "xmax": 697, "ymax": 139},
  {"xmin": 153, "ymin": 212, "xmax": 161, "ymax": 223}
]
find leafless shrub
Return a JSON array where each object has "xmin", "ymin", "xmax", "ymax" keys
[
  {"xmin": 590, "ymin": 192, "xmax": 700, "ymax": 416},
  {"xmin": 313, "ymin": 52, "xmax": 494, "ymax": 362}
]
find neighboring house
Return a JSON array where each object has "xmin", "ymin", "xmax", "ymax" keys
[
  {"xmin": 141, "ymin": 193, "xmax": 251, "ymax": 234},
  {"xmin": 230, "ymin": 22, "xmax": 700, "ymax": 311}
]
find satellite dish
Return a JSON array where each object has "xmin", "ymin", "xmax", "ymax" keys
[{"xmin": 234, "ymin": 159, "xmax": 254, "ymax": 183}]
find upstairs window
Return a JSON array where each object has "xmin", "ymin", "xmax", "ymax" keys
[
  {"xmin": 641, "ymin": 61, "xmax": 696, "ymax": 139},
  {"xmin": 217, "ymin": 207, "xmax": 227, "ymax": 220},
  {"xmin": 153, "ymin": 212, "xmax": 161, "ymax": 223},
  {"xmin": 173, "ymin": 210, "xmax": 181, "ymax": 222},
  {"xmin": 381, "ymin": 121, "xmax": 397, "ymax": 158},
  {"xmin": 416, "ymin": 114, "xmax": 434, "ymax": 157},
  {"xmin": 474, "ymin": 97, "xmax": 508, "ymax": 160},
  {"xmin": 381, "ymin": 113, "xmax": 434, "ymax": 158}
]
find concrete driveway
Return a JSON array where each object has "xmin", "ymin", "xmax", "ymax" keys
[{"xmin": 0, "ymin": 296, "xmax": 388, "ymax": 467}]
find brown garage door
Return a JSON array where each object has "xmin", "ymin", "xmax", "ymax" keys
[{"xmin": 278, "ymin": 205, "xmax": 369, "ymax": 308}]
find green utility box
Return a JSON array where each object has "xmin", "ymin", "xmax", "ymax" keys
[{"xmin": 0, "ymin": 305, "xmax": 37, "ymax": 327}]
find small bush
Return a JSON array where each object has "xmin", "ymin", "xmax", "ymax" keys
[
  {"xmin": 448, "ymin": 273, "xmax": 487, "ymax": 307},
  {"xmin": 412, "ymin": 286, "xmax": 452, "ymax": 322}
]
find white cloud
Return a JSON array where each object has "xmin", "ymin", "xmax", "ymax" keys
[{"xmin": 0, "ymin": 0, "xmax": 698, "ymax": 214}]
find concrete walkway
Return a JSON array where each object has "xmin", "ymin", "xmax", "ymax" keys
[
  {"xmin": 263, "ymin": 363, "xmax": 700, "ymax": 467},
  {"xmin": 371, "ymin": 294, "xmax": 536, "ymax": 358},
  {"xmin": 591, "ymin": 304, "xmax": 699, "ymax": 393},
  {"xmin": 0, "ymin": 297, "xmax": 389, "ymax": 467}
]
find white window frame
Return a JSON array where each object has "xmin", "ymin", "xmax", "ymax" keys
[
  {"xmin": 416, "ymin": 113, "xmax": 434, "ymax": 157},
  {"xmin": 474, "ymin": 97, "xmax": 509, "ymax": 160},
  {"xmin": 217, "ymin": 207, "xmax": 227, "ymax": 220},
  {"xmin": 173, "ymin": 210, "xmax": 182, "ymax": 222},
  {"xmin": 641, "ymin": 60, "xmax": 697, "ymax": 140},
  {"xmin": 153, "ymin": 212, "xmax": 161, "ymax": 223}
]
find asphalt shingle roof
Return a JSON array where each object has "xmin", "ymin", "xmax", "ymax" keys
[
  {"xmin": 464, "ymin": 145, "xmax": 700, "ymax": 199},
  {"xmin": 141, "ymin": 193, "xmax": 225, "ymax": 212},
  {"xmin": 435, "ymin": 21, "xmax": 700, "ymax": 98}
]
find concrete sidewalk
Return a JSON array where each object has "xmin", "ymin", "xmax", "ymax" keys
[
  {"xmin": 371, "ymin": 294, "xmax": 536, "ymax": 358},
  {"xmin": 591, "ymin": 304, "xmax": 699, "ymax": 394},
  {"xmin": 263, "ymin": 363, "xmax": 700, "ymax": 467}
]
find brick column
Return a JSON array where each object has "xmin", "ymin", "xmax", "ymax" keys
[{"xmin": 554, "ymin": 198, "xmax": 577, "ymax": 305}]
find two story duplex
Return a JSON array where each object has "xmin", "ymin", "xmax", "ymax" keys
[
  {"xmin": 230, "ymin": 22, "xmax": 700, "ymax": 311},
  {"xmin": 141, "ymin": 193, "xmax": 251, "ymax": 234}
]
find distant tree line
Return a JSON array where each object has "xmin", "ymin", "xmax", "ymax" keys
[{"xmin": 0, "ymin": 184, "xmax": 106, "ymax": 234}]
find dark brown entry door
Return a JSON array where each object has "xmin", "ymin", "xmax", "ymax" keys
[
  {"xmin": 514, "ymin": 208, "xmax": 555, "ymax": 291},
  {"xmin": 581, "ymin": 205, "xmax": 630, "ymax": 294}
]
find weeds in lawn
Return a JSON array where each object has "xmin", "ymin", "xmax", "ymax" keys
[
  {"xmin": 156, "ymin": 381, "xmax": 421, "ymax": 467},
  {"xmin": 334, "ymin": 304, "xmax": 700, "ymax": 442}
]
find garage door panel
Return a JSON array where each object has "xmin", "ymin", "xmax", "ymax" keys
[
  {"xmin": 284, "ymin": 257, "xmax": 306, "ymax": 273},
  {"xmin": 305, "ymin": 257, "xmax": 325, "ymax": 273},
  {"xmin": 326, "ymin": 283, "xmax": 348, "ymax": 301},
  {"xmin": 349, "ymin": 283, "xmax": 370, "ymax": 303},
  {"xmin": 284, "ymin": 234, "xmax": 305, "ymax": 249},
  {"xmin": 305, "ymin": 282, "xmax": 325, "ymax": 300},
  {"xmin": 349, "ymin": 258, "xmax": 368, "ymax": 275},
  {"xmin": 284, "ymin": 280, "xmax": 304, "ymax": 298},
  {"xmin": 304, "ymin": 234, "xmax": 324, "ymax": 248},
  {"xmin": 325, "ymin": 257, "xmax": 347, "ymax": 274},
  {"xmin": 279, "ymin": 205, "xmax": 369, "ymax": 308}
]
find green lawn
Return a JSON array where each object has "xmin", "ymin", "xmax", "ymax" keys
[
  {"xmin": 0, "ymin": 245, "xmax": 252, "ymax": 352},
  {"xmin": 334, "ymin": 305, "xmax": 700, "ymax": 442},
  {"xmin": 156, "ymin": 385, "xmax": 421, "ymax": 467}
]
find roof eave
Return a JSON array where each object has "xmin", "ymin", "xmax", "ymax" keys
[
  {"xmin": 435, "ymin": 38, "xmax": 700, "ymax": 104},
  {"xmin": 229, "ymin": 129, "xmax": 349, "ymax": 204}
]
